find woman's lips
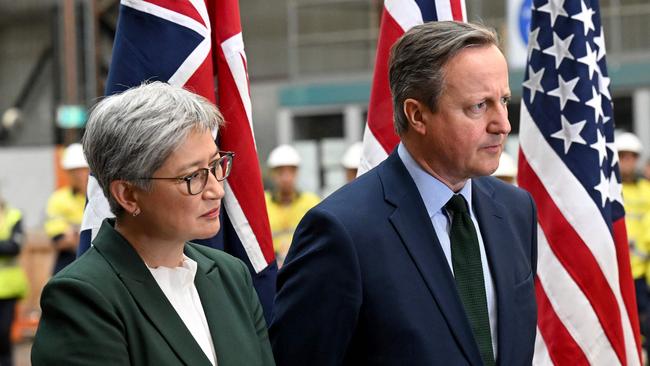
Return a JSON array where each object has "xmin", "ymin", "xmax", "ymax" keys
[{"xmin": 201, "ymin": 207, "xmax": 220, "ymax": 219}]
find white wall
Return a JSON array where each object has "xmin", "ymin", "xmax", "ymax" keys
[{"xmin": 0, "ymin": 146, "xmax": 55, "ymax": 230}]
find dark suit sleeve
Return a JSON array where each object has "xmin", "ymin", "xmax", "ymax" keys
[
  {"xmin": 31, "ymin": 277, "xmax": 128, "ymax": 366},
  {"xmin": 238, "ymin": 258, "xmax": 276, "ymax": 365},
  {"xmin": 270, "ymin": 207, "xmax": 362, "ymax": 366}
]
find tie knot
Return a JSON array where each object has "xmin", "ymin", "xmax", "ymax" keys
[{"xmin": 445, "ymin": 194, "xmax": 469, "ymax": 214}]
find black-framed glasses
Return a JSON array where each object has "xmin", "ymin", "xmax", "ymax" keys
[{"xmin": 139, "ymin": 151, "xmax": 234, "ymax": 195}]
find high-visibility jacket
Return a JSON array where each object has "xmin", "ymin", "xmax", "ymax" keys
[
  {"xmin": 44, "ymin": 187, "xmax": 85, "ymax": 238},
  {"xmin": 0, "ymin": 206, "xmax": 28, "ymax": 299},
  {"xmin": 622, "ymin": 178, "xmax": 650, "ymax": 280},
  {"xmin": 265, "ymin": 191, "xmax": 320, "ymax": 265}
]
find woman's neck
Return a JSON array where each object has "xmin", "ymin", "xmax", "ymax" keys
[{"xmin": 114, "ymin": 218, "xmax": 185, "ymax": 268}]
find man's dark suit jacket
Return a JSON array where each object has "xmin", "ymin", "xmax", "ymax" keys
[
  {"xmin": 270, "ymin": 150, "xmax": 537, "ymax": 366},
  {"xmin": 32, "ymin": 219, "xmax": 275, "ymax": 366}
]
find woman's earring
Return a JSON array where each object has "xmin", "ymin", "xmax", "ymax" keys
[{"xmin": 132, "ymin": 208, "xmax": 141, "ymax": 217}]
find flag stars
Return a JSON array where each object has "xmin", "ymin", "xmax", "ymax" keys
[
  {"xmin": 551, "ymin": 115, "xmax": 587, "ymax": 154},
  {"xmin": 599, "ymin": 74, "xmax": 612, "ymax": 101},
  {"xmin": 593, "ymin": 170, "xmax": 610, "ymax": 207},
  {"xmin": 543, "ymin": 32, "xmax": 575, "ymax": 68},
  {"xmin": 609, "ymin": 171, "xmax": 624, "ymax": 205},
  {"xmin": 547, "ymin": 75, "xmax": 580, "ymax": 109},
  {"xmin": 537, "ymin": 0, "xmax": 569, "ymax": 27},
  {"xmin": 593, "ymin": 28, "xmax": 607, "ymax": 61},
  {"xmin": 606, "ymin": 141, "xmax": 619, "ymax": 167},
  {"xmin": 522, "ymin": 65, "xmax": 546, "ymax": 103},
  {"xmin": 528, "ymin": 27, "xmax": 541, "ymax": 59},
  {"xmin": 585, "ymin": 86, "xmax": 604, "ymax": 123},
  {"xmin": 590, "ymin": 129, "xmax": 608, "ymax": 166},
  {"xmin": 571, "ymin": 1, "xmax": 595, "ymax": 36},
  {"xmin": 578, "ymin": 43, "xmax": 599, "ymax": 79}
]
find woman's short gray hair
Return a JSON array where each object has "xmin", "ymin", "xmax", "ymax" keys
[
  {"xmin": 82, "ymin": 82, "xmax": 224, "ymax": 216},
  {"xmin": 389, "ymin": 21, "xmax": 499, "ymax": 136}
]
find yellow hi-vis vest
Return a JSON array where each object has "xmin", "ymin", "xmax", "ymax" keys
[
  {"xmin": 622, "ymin": 178, "xmax": 650, "ymax": 281},
  {"xmin": 0, "ymin": 207, "xmax": 28, "ymax": 299}
]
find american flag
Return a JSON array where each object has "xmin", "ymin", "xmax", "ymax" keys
[
  {"xmin": 517, "ymin": 0, "xmax": 641, "ymax": 364},
  {"xmin": 79, "ymin": 0, "xmax": 276, "ymax": 321},
  {"xmin": 358, "ymin": 0, "xmax": 466, "ymax": 175}
]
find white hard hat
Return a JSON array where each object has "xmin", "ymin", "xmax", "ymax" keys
[
  {"xmin": 492, "ymin": 152, "xmax": 517, "ymax": 178},
  {"xmin": 341, "ymin": 142, "xmax": 363, "ymax": 169},
  {"xmin": 615, "ymin": 132, "xmax": 643, "ymax": 154},
  {"xmin": 61, "ymin": 143, "xmax": 88, "ymax": 170},
  {"xmin": 267, "ymin": 144, "xmax": 301, "ymax": 168}
]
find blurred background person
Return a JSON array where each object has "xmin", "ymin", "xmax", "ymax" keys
[
  {"xmin": 265, "ymin": 144, "xmax": 319, "ymax": 267},
  {"xmin": 491, "ymin": 151, "xmax": 517, "ymax": 185},
  {"xmin": 31, "ymin": 82, "xmax": 274, "ymax": 365},
  {"xmin": 617, "ymin": 131, "xmax": 650, "ymax": 358},
  {"xmin": 0, "ymin": 195, "xmax": 28, "ymax": 366},
  {"xmin": 341, "ymin": 142, "xmax": 362, "ymax": 182},
  {"xmin": 44, "ymin": 143, "xmax": 88, "ymax": 274}
]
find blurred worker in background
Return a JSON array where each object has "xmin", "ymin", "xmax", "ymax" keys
[
  {"xmin": 491, "ymin": 151, "xmax": 517, "ymax": 185},
  {"xmin": 341, "ymin": 142, "xmax": 362, "ymax": 182},
  {"xmin": 0, "ymin": 195, "xmax": 28, "ymax": 366},
  {"xmin": 616, "ymin": 131, "xmax": 650, "ymax": 357},
  {"xmin": 44, "ymin": 143, "xmax": 89, "ymax": 274},
  {"xmin": 265, "ymin": 144, "xmax": 319, "ymax": 267}
]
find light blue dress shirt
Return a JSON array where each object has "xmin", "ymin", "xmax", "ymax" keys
[{"xmin": 397, "ymin": 143, "xmax": 498, "ymax": 357}]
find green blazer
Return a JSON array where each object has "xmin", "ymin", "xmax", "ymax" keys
[{"xmin": 32, "ymin": 219, "xmax": 275, "ymax": 366}]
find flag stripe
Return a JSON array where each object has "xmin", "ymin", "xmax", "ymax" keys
[
  {"xmin": 613, "ymin": 217, "xmax": 643, "ymax": 360},
  {"xmin": 212, "ymin": 0, "xmax": 275, "ymax": 266},
  {"xmin": 532, "ymin": 327, "xmax": 553, "ymax": 366},
  {"xmin": 535, "ymin": 276, "xmax": 591, "ymax": 366},
  {"xmin": 536, "ymin": 225, "xmax": 620, "ymax": 365},
  {"xmin": 519, "ymin": 104, "xmax": 638, "ymax": 365},
  {"xmin": 360, "ymin": 0, "xmax": 465, "ymax": 176}
]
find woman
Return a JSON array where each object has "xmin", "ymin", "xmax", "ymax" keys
[{"xmin": 31, "ymin": 82, "xmax": 274, "ymax": 366}]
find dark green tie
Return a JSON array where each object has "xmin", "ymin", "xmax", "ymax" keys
[{"xmin": 445, "ymin": 194, "xmax": 495, "ymax": 366}]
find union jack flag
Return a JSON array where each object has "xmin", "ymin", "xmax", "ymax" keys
[
  {"xmin": 358, "ymin": 0, "xmax": 466, "ymax": 174},
  {"xmin": 79, "ymin": 0, "xmax": 276, "ymax": 321},
  {"xmin": 517, "ymin": 0, "xmax": 641, "ymax": 364}
]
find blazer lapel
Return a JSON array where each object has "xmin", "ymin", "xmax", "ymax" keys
[
  {"xmin": 186, "ymin": 245, "xmax": 243, "ymax": 366},
  {"xmin": 92, "ymin": 220, "xmax": 212, "ymax": 366},
  {"xmin": 472, "ymin": 179, "xmax": 517, "ymax": 366},
  {"xmin": 379, "ymin": 152, "xmax": 483, "ymax": 366}
]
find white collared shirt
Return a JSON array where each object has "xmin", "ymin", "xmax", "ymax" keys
[
  {"xmin": 148, "ymin": 255, "xmax": 217, "ymax": 365},
  {"xmin": 397, "ymin": 143, "xmax": 498, "ymax": 357}
]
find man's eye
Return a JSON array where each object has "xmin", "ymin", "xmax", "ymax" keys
[
  {"xmin": 501, "ymin": 96, "xmax": 511, "ymax": 105},
  {"xmin": 470, "ymin": 102, "xmax": 487, "ymax": 113}
]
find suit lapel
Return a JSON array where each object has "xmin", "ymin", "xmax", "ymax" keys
[
  {"xmin": 92, "ymin": 220, "xmax": 212, "ymax": 366},
  {"xmin": 186, "ymin": 245, "xmax": 243, "ymax": 366},
  {"xmin": 379, "ymin": 152, "xmax": 482, "ymax": 366},
  {"xmin": 472, "ymin": 179, "xmax": 517, "ymax": 365}
]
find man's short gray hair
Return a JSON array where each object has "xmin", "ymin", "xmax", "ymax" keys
[
  {"xmin": 82, "ymin": 82, "xmax": 224, "ymax": 216},
  {"xmin": 389, "ymin": 21, "xmax": 499, "ymax": 135}
]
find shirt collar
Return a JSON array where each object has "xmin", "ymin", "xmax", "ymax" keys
[{"xmin": 397, "ymin": 143, "xmax": 473, "ymax": 217}]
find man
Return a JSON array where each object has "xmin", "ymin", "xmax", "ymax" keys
[
  {"xmin": 616, "ymin": 131, "xmax": 650, "ymax": 357},
  {"xmin": 270, "ymin": 21, "xmax": 537, "ymax": 365},
  {"xmin": 0, "ymin": 196, "xmax": 28, "ymax": 366},
  {"xmin": 264, "ymin": 144, "xmax": 319, "ymax": 267},
  {"xmin": 44, "ymin": 143, "xmax": 89, "ymax": 274},
  {"xmin": 341, "ymin": 142, "xmax": 362, "ymax": 182}
]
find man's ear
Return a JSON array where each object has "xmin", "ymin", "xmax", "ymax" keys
[
  {"xmin": 110, "ymin": 180, "xmax": 140, "ymax": 215},
  {"xmin": 403, "ymin": 98, "xmax": 429, "ymax": 135}
]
